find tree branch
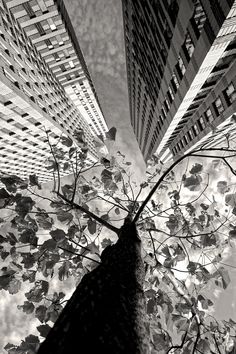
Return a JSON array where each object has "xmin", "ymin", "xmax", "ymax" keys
[
  {"xmin": 134, "ymin": 147, "xmax": 236, "ymax": 223},
  {"xmin": 57, "ymin": 192, "xmax": 119, "ymax": 234}
]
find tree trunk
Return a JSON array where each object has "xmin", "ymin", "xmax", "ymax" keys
[{"xmin": 38, "ymin": 222, "xmax": 148, "ymax": 354}]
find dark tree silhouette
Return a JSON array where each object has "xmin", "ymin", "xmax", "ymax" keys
[{"xmin": 1, "ymin": 128, "xmax": 236, "ymax": 354}]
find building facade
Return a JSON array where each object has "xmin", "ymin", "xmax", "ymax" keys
[
  {"xmin": 122, "ymin": 0, "xmax": 236, "ymax": 162},
  {"xmin": 0, "ymin": 0, "xmax": 102, "ymax": 182},
  {"xmin": 5, "ymin": 0, "xmax": 108, "ymax": 138}
]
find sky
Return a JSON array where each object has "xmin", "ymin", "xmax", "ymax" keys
[{"xmin": 63, "ymin": 0, "xmax": 146, "ymax": 179}]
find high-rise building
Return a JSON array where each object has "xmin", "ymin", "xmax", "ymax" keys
[
  {"xmin": 0, "ymin": 0, "xmax": 104, "ymax": 182},
  {"xmin": 122, "ymin": 0, "xmax": 236, "ymax": 162},
  {"xmin": 4, "ymin": 0, "xmax": 108, "ymax": 138}
]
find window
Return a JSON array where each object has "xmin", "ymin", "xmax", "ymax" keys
[
  {"xmin": 198, "ymin": 116, "xmax": 205, "ymax": 131},
  {"xmin": 224, "ymin": 83, "xmax": 236, "ymax": 104},
  {"xmin": 214, "ymin": 97, "xmax": 224, "ymax": 116},
  {"xmin": 205, "ymin": 108, "xmax": 214, "ymax": 122},
  {"xmin": 188, "ymin": 130, "xmax": 193, "ymax": 141},
  {"xmin": 167, "ymin": 86, "xmax": 174, "ymax": 102},
  {"xmin": 192, "ymin": 0, "xmax": 206, "ymax": 36},
  {"xmin": 192, "ymin": 124, "xmax": 199, "ymax": 136},
  {"xmin": 164, "ymin": 99, "xmax": 170, "ymax": 111},
  {"xmin": 184, "ymin": 32, "xmax": 194, "ymax": 59},
  {"xmin": 171, "ymin": 72, "xmax": 179, "ymax": 92},
  {"xmin": 176, "ymin": 56, "xmax": 186, "ymax": 78}
]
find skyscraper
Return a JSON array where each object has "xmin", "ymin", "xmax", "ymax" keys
[
  {"xmin": 5, "ymin": 0, "xmax": 108, "ymax": 138},
  {"xmin": 0, "ymin": 0, "xmax": 107, "ymax": 182},
  {"xmin": 122, "ymin": 0, "xmax": 236, "ymax": 162}
]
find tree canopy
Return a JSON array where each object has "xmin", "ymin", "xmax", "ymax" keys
[{"xmin": 0, "ymin": 126, "xmax": 236, "ymax": 353}]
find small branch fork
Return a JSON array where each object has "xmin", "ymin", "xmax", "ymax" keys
[{"xmin": 133, "ymin": 147, "xmax": 236, "ymax": 223}]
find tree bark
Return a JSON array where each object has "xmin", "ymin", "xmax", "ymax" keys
[{"xmin": 38, "ymin": 222, "xmax": 148, "ymax": 354}]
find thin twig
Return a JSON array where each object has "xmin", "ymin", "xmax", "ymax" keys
[{"xmin": 57, "ymin": 192, "xmax": 119, "ymax": 234}]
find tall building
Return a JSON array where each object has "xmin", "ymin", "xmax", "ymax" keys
[
  {"xmin": 0, "ymin": 0, "xmax": 107, "ymax": 182},
  {"xmin": 4, "ymin": 0, "xmax": 108, "ymax": 138},
  {"xmin": 122, "ymin": 0, "xmax": 236, "ymax": 162}
]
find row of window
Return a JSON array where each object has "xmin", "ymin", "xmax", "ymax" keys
[
  {"xmin": 134, "ymin": 0, "xmax": 207, "ymax": 156},
  {"xmin": 173, "ymin": 82, "xmax": 236, "ymax": 155},
  {"xmin": 144, "ymin": 3, "xmax": 205, "ymax": 147}
]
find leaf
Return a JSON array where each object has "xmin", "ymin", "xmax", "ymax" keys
[
  {"xmin": 0, "ymin": 175, "xmax": 27, "ymax": 193},
  {"xmin": 25, "ymin": 280, "xmax": 49, "ymax": 302},
  {"xmin": 29, "ymin": 174, "xmax": 41, "ymax": 189},
  {"xmin": 22, "ymin": 270, "xmax": 36, "ymax": 283},
  {"xmin": 69, "ymin": 147, "xmax": 76, "ymax": 159},
  {"xmin": 225, "ymin": 193, "xmax": 236, "ymax": 207},
  {"xmin": 8, "ymin": 278, "xmax": 21, "ymax": 294},
  {"xmin": 201, "ymin": 233, "xmax": 217, "ymax": 247},
  {"xmin": 61, "ymin": 136, "xmax": 73, "ymax": 147},
  {"xmin": 35, "ymin": 305, "xmax": 47, "ymax": 323},
  {"xmin": 114, "ymin": 170, "xmax": 122, "ymax": 183},
  {"xmin": 100, "ymin": 157, "xmax": 110, "ymax": 168},
  {"xmin": 166, "ymin": 214, "xmax": 179, "ymax": 234},
  {"xmin": 37, "ymin": 324, "xmax": 51, "ymax": 338},
  {"xmin": 63, "ymin": 162, "xmax": 70, "ymax": 171},
  {"xmin": 197, "ymin": 338, "xmax": 210, "ymax": 352},
  {"xmin": 101, "ymin": 214, "xmax": 109, "ymax": 221},
  {"xmin": 189, "ymin": 163, "xmax": 203, "ymax": 174},
  {"xmin": 4, "ymin": 343, "xmax": 16, "ymax": 351},
  {"xmin": 114, "ymin": 207, "xmax": 120, "ymax": 215},
  {"xmin": 0, "ymin": 234, "xmax": 6, "ymax": 244},
  {"xmin": 15, "ymin": 196, "xmax": 34, "ymax": 218},
  {"xmin": 101, "ymin": 169, "xmax": 113, "ymax": 188},
  {"xmin": 50, "ymin": 229, "xmax": 66, "ymax": 243},
  {"xmin": 101, "ymin": 238, "xmax": 112, "ymax": 249},
  {"xmin": 19, "ymin": 229, "xmax": 38, "ymax": 247},
  {"xmin": 57, "ymin": 211, "xmax": 73, "ymax": 224},
  {"xmin": 87, "ymin": 242, "xmax": 99, "ymax": 255},
  {"xmin": 36, "ymin": 211, "xmax": 54, "ymax": 230},
  {"xmin": 41, "ymin": 239, "xmax": 57, "ymax": 251},
  {"xmin": 183, "ymin": 175, "xmax": 202, "ymax": 191},
  {"xmin": 67, "ymin": 225, "xmax": 80, "ymax": 239},
  {"xmin": 80, "ymin": 184, "xmax": 92, "ymax": 194},
  {"xmin": 45, "ymin": 160, "xmax": 57, "ymax": 171},
  {"xmin": 74, "ymin": 128, "xmax": 85, "ymax": 145},
  {"xmin": 219, "ymin": 267, "xmax": 231, "ymax": 289},
  {"xmin": 225, "ymin": 332, "xmax": 235, "ymax": 352},
  {"xmin": 87, "ymin": 218, "xmax": 96, "ymax": 234},
  {"xmin": 18, "ymin": 301, "xmax": 35, "ymax": 314},
  {"xmin": 61, "ymin": 184, "xmax": 73, "ymax": 200},
  {"xmin": 58, "ymin": 260, "xmax": 70, "ymax": 281},
  {"xmin": 217, "ymin": 180, "xmax": 228, "ymax": 194},
  {"xmin": 0, "ymin": 188, "xmax": 12, "ymax": 208},
  {"xmin": 21, "ymin": 253, "xmax": 36, "ymax": 269},
  {"xmin": 1, "ymin": 250, "xmax": 9, "ymax": 260},
  {"xmin": 45, "ymin": 303, "xmax": 62, "ymax": 323},
  {"xmin": 0, "ymin": 273, "xmax": 14, "ymax": 290},
  {"xmin": 229, "ymin": 228, "xmax": 236, "ymax": 239},
  {"xmin": 6, "ymin": 232, "xmax": 17, "ymax": 246},
  {"xmin": 187, "ymin": 261, "xmax": 200, "ymax": 274},
  {"xmin": 105, "ymin": 127, "xmax": 117, "ymax": 141}
]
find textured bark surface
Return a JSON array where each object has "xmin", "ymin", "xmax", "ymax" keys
[{"xmin": 38, "ymin": 222, "xmax": 148, "ymax": 354}]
